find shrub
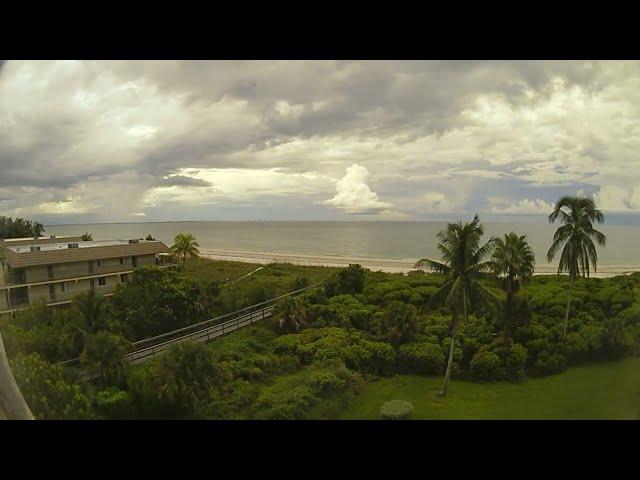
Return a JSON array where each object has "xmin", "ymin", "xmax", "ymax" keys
[
  {"xmin": 272, "ymin": 327, "xmax": 396, "ymax": 376},
  {"xmin": 470, "ymin": 351, "xmax": 502, "ymax": 381},
  {"xmin": 343, "ymin": 339, "xmax": 396, "ymax": 376},
  {"xmin": 95, "ymin": 387, "xmax": 131, "ymax": 419},
  {"xmin": 291, "ymin": 276, "xmax": 310, "ymax": 291},
  {"xmin": 379, "ymin": 400, "xmax": 414, "ymax": 420},
  {"xmin": 499, "ymin": 342, "xmax": 528, "ymax": 381},
  {"xmin": 252, "ymin": 361, "xmax": 363, "ymax": 420},
  {"xmin": 398, "ymin": 342, "xmax": 445, "ymax": 375},
  {"xmin": 376, "ymin": 301, "xmax": 419, "ymax": 346},
  {"xmin": 9, "ymin": 353, "xmax": 94, "ymax": 419},
  {"xmin": 530, "ymin": 351, "xmax": 567, "ymax": 377},
  {"xmin": 324, "ymin": 264, "xmax": 366, "ymax": 297}
]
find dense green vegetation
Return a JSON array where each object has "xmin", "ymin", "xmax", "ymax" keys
[
  {"xmin": 0, "ymin": 216, "xmax": 45, "ymax": 239},
  {"xmin": 5, "ymin": 256, "xmax": 640, "ymax": 419}
]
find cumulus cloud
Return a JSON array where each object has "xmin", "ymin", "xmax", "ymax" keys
[
  {"xmin": 145, "ymin": 167, "xmax": 332, "ymax": 207},
  {"xmin": 319, "ymin": 164, "xmax": 393, "ymax": 215},
  {"xmin": 593, "ymin": 185, "xmax": 640, "ymax": 212},
  {"xmin": 489, "ymin": 197, "xmax": 555, "ymax": 215},
  {"xmin": 422, "ymin": 192, "xmax": 455, "ymax": 213}
]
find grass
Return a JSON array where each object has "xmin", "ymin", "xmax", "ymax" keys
[
  {"xmin": 338, "ymin": 357, "xmax": 640, "ymax": 420},
  {"xmin": 182, "ymin": 257, "xmax": 337, "ymax": 291},
  {"xmin": 181, "ymin": 257, "xmax": 264, "ymax": 283}
]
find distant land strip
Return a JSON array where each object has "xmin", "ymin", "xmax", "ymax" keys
[{"xmin": 199, "ymin": 249, "xmax": 640, "ymax": 278}]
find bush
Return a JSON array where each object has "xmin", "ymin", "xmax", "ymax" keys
[
  {"xmin": 380, "ymin": 400, "xmax": 414, "ymax": 420},
  {"xmin": 272, "ymin": 327, "xmax": 396, "ymax": 376},
  {"xmin": 530, "ymin": 351, "xmax": 567, "ymax": 377},
  {"xmin": 398, "ymin": 342, "xmax": 445, "ymax": 375},
  {"xmin": 469, "ymin": 341, "xmax": 528, "ymax": 382},
  {"xmin": 343, "ymin": 339, "xmax": 396, "ymax": 376},
  {"xmin": 376, "ymin": 301, "xmax": 419, "ymax": 346},
  {"xmin": 9, "ymin": 353, "xmax": 94, "ymax": 419},
  {"xmin": 252, "ymin": 361, "xmax": 363, "ymax": 420},
  {"xmin": 324, "ymin": 264, "xmax": 366, "ymax": 297},
  {"xmin": 470, "ymin": 351, "xmax": 502, "ymax": 381},
  {"xmin": 95, "ymin": 387, "xmax": 131, "ymax": 419}
]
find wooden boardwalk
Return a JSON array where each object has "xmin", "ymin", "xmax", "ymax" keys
[{"xmin": 62, "ymin": 283, "xmax": 321, "ymax": 381}]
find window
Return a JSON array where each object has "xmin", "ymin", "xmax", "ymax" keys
[
  {"xmin": 97, "ymin": 259, "xmax": 102, "ymax": 267},
  {"xmin": 60, "ymin": 282, "xmax": 66, "ymax": 293},
  {"xmin": 98, "ymin": 277, "xmax": 106, "ymax": 287},
  {"xmin": 47, "ymin": 265, "xmax": 54, "ymax": 279},
  {"xmin": 132, "ymin": 256, "xmax": 138, "ymax": 267},
  {"xmin": 120, "ymin": 274, "xmax": 127, "ymax": 283},
  {"xmin": 119, "ymin": 257, "xmax": 124, "ymax": 264},
  {"xmin": 48, "ymin": 284, "xmax": 55, "ymax": 300}
]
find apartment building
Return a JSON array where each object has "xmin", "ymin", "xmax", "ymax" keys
[{"xmin": 0, "ymin": 237, "xmax": 174, "ymax": 314}]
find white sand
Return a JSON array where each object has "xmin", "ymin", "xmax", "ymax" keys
[{"xmin": 200, "ymin": 248, "xmax": 640, "ymax": 278}]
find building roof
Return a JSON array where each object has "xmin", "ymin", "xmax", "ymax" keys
[
  {"xmin": 0, "ymin": 236, "xmax": 84, "ymax": 260},
  {"xmin": 3, "ymin": 240, "xmax": 170, "ymax": 268},
  {"xmin": 0, "ymin": 235, "xmax": 83, "ymax": 245}
]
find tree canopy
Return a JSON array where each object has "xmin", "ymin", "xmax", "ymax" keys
[{"xmin": 0, "ymin": 216, "xmax": 45, "ymax": 239}]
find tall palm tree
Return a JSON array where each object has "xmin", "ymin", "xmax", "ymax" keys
[
  {"xmin": 415, "ymin": 214, "xmax": 499, "ymax": 397},
  {"xmin": 491, "ymin": 233, "xmax": 535, "ymax": 341},
  {"xmin": 547, "ymin": 196, "xmax": 606, "ymax": 337},
  {"xmin": 171, "ymin": 233, "xmax": 200, "ymax": 271}
]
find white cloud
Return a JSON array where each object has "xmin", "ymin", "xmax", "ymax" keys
[
  {"xmin": 593, "ymin": 185, "xmax": 640, "ymax": 212},
  {"xmin": 144, "ymin": 167, "xmax": 333, "ymax": 207},
  {"xmin": 489, "ymin": 197, "xmax": 555, "ymax": 215},
  {"xmin": 319, "ymin": 164, "xmax": 393, "ymax": 215},
  {"xmin": 422, "ymin": 192, "xmax": 455, "ymax": 213}
]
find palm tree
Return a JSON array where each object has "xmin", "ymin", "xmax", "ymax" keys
[
  {"xmin": 547, "ymin": 196, "xmax": 606, "ymax": 337},
  {"xmin": 171, "ymin": 233, "xmax": 200, "ymax": 271},
  {"xmin": 491, "ymin": 233, "xmax": 535, "ymax": 341},
  {"xmin": 80, "ymin": 232, "xmax": 93, "ymax": 241},
  {"xmin": 378, "ymin": 301, "xmax": 419, "ymax": 346},
  {"xmin": 273, "ymin": 295, "xmax": 308, "ymax": 333},
  {"xmin": 73, "ymin": 290, "xmax": 107, "ymax": 333},
  {"xmin": 415, "ymin": 214, "xmax": 499, "ymax": 396},
  {"xmin": 81, "ymin": 331, "xmax": 131, "ymax": 387}
]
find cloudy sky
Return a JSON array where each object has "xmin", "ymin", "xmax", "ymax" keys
[{"xmin": 1, "ymin": 60, "xmax": 640, "ymax": 225}]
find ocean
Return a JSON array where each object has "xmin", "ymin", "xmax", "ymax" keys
[{"xmin": 44, "ymin": 221, "xmax": 640, "ymax": 269}]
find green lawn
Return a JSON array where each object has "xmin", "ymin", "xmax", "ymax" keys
[{"xmin": 339, "ymin": 358, "xmax": 640, "ymax": 420}]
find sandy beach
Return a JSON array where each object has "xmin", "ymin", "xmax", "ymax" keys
[{"xmin": 200, "ymin": 248, "xmax": 640, "ymax": 278}]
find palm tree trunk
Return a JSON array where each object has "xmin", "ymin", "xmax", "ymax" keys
[
  {"xmin": 441, "ymin": 288, "xmax": 466, "ymax": 397},
  {"xmin": 182, "ymin": 255, "xmax": 186, "ymax": 271},
  {"xmin": 563, "ymin": 275, "xmax": 574, "ymax": 337},
  {"xmin": 504, "ymin": 292, "xmax": 512, "ymax": 342},
  {"xmin": 440, "ymin": 313, "xmax": 458, "ymax": 397}
]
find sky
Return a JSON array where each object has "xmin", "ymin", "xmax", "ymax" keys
[{"xmin": 1, "ymin": 60, "xmax": 640, "ymax": 225}]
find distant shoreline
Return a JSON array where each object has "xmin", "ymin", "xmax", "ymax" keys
[{"xmin": 199, "ymin": 248, "xmax": 640, "ymax": 278}]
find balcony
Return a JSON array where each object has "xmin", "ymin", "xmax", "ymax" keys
[{"xmin": 8, "ymin": 296, "xmax": 29, "ymax": 309}]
